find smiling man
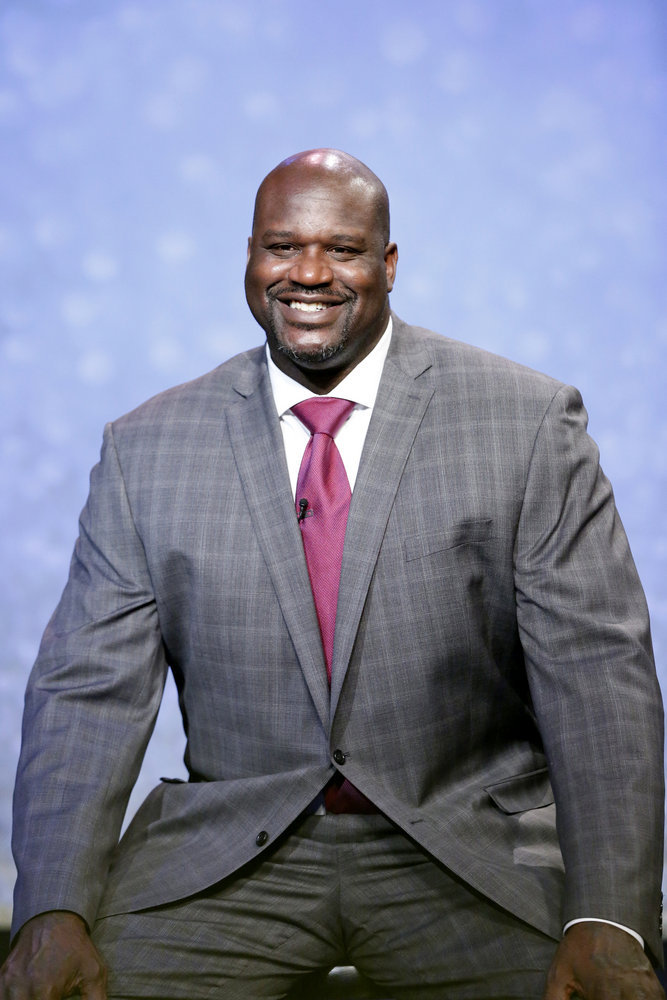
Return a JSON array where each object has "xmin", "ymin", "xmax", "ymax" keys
[
  {"xmin": 1, "ymin": 149, "xmax": 664, "ymax": 1000},
  {"xmin": 245, "ymin": 149, "xmax": 397, "ymax": 388}
]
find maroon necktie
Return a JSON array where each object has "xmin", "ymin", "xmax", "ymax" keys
[
  {"xmin": 292, "ymin": 397, "xmax": 355, "ymax": 681},
  {"xmin": 292, "ymin": 397, "xmax": 377, "ymax": 815}
]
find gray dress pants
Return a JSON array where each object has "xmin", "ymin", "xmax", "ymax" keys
[{"xmin": 92, "ymin": 812, "xmax": 558, "ymax": 1000}]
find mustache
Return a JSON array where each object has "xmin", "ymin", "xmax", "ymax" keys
[{"xmin": 267, "ymin": 284, "xmax": 354, "ymax": 303}]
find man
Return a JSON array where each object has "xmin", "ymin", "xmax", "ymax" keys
[{"xmin": 1, "ymin": 149, "xmax": 663, "ymax": 999}]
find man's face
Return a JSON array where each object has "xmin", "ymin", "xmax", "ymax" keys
[{"xmin": 245, "ymin": 165, "xmax": 397, "ymax": 390}]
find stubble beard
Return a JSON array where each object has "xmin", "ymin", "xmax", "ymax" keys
[{"xmin": 266, "ymin": 302, "xmax": 352, "ymax": 368}]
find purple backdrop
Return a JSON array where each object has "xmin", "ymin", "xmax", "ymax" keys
[{"xmin": 1, "ymin": 0, "xmax": 665, "ymax": 921}]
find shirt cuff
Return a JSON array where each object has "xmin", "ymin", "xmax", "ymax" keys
[{"xmin": 563, "ymin": 917, "xmax": 644, "ymax": 949}]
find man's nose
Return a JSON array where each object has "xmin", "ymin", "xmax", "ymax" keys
[{"xmin": 288, "ymin": 249, "xmax": 333, "ymax": 286}]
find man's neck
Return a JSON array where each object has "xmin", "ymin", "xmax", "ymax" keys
[{"xmin": 267, "ymin": 315, "xmax": 393, "ymax": 395}]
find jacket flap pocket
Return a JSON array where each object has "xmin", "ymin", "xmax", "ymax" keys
[
  {"xmin": 404, "ymin": 518, "xmax": 492, "ymax": 562},
  {"xmin": 484, "ymin": 767, "xmax": 554, "ymax": 814}
]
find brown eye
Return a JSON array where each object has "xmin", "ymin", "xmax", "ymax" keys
[
  {"xmin": 270, "ymin": 244, "xmax": 297, "ymax": 257},
  {"xmin": 329, "ymin": 246, "xmax": 357, "ymax": 258}
]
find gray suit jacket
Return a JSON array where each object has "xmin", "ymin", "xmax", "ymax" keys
[{"xmin": 12, "ymin": 317, "xmax": 664, "ymax": 960}]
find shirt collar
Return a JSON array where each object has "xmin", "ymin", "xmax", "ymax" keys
[{"xmin": 266, "ymin": 316, "xmax": 393, "ymax": 418}]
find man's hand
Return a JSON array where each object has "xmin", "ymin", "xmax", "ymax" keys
[
  {"xmin": 543, "ymin": 922, "xmax": 664, "ymax": 999},
  {"xmin": 0, "ymin": 910, "xmax": 106, "ymax": 999}
]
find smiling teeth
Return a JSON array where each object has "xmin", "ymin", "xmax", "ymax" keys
[{"xmin": 289, "ymin": 301, "xmax": 328, "ymax": 312}]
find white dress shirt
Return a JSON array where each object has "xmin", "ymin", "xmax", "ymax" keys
[
  {"xmin": 266, "ymin": 318, "xmax": 393, "ymax": 496},
  {"xmin": 264, "ymin": 316, "xmax": 644, "ymax": 951}
]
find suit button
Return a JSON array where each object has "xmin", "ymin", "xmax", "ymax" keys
[
  {"xmin": 333, "ymin": 749, "xmax": 346, "ymax": 765},
  {"xmin": 255, "ymin": 830, "xmax": 269, "ymax": 847}
]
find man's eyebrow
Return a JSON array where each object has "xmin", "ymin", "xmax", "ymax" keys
[
  {"xmin": 260, "ymin": 229, "xmax": 368, "ymax": 246},
  {"xmin": 330, "ymin": 233, "xmax": 367, "ymax": 245},
  {"xmin": 262, "ymin": 230, "xmax": 296, "ymax": 240}
]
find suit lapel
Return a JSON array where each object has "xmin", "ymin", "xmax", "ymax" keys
[
  {"xmin": 225, "ymin": 325, "xmax": 436, "ymax": 729},
  {"xmin": 225, "ymin": 355, "xmax": 330, "ymax": 727},
  {"xmin": 330, "ymin": 320, "xmax": 435, "ymax": 714}
]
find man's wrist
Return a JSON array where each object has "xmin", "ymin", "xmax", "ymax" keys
[{"xmin": 563, "ymin": 917, "xmax": 644, "ymax": 949}]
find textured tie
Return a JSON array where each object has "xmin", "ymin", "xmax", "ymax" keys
[
  {"xmin": 292, "ymin": 397, "xmax": 377, "ymax": 815},
  {"xmin": 292, "ymin": 397, "xmax": 355, "ymax": 681}
]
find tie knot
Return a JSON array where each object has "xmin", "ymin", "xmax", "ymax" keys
[{"xmin": 292, "ymin": 397, "xmax": 355, "ymax": 438}]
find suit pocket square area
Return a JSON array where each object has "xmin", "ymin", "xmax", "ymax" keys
[
  {"xmin": 403, "ymin": 518, "xmax": 493, "ymax": 562},
  {"xmin": 484, "ymin": 767, "xmax": 554, "ymax": 814}
]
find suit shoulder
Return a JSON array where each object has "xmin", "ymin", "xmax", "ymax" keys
[
  {"xmin": 111, "ymin": 345, "xmax": 265, "ymax": 432},
  {"xmin": 395, "ymin": 320, "xmax": 569, "ymax": 405}
]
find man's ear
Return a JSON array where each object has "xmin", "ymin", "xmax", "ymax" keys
[
  {"xmin": 385, "ymin": 242, "xmax": 398, "ymax": 292},
  {"xmin": 246, "ymin": 236, "xmax": 252, "ymax": 263}
]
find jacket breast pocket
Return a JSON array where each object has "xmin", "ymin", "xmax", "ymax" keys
[{"xmin": 403, "ymin": 518, "xmax": 493, "ymax": 563}]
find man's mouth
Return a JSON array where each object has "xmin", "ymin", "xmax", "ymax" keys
[
  {"xmin": 271, "ymin": 289, "xmax": 348, "ymax": 317},
  {"xmin": 287, "ymin": 300, "xmax": 332, "ymax": 313}
]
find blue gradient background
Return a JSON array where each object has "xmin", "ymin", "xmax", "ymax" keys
[{"xmin": 1, "ymin": 0, "xmax": 665, "ymax": 923}]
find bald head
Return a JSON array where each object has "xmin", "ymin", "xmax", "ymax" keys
[
  {"xmin": 252, "ymin": 148, "xmax": 391, "ymax": 245},
  {"xmin": 245, "ymin": 147, "xmax": 398, "ymax": 392}
]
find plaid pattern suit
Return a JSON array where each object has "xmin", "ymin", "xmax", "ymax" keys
[{"xmin": 11, "ymin": 316, "xmax": 664, "ymax": 968}]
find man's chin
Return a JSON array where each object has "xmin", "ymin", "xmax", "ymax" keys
[
  {"xmin": 276, "ymin": 341, "xmax": 345, "ymax": 367},
  {"xmin": 272, "ymin": 324, "xmax": 349, "ymax": 368}
]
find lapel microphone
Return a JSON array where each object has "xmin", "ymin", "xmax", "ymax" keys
[{"xmin": 298, "ymin": 498, "xmax": 309, "ymax": 522}]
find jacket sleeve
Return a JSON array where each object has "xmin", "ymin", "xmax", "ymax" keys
[
  {"xmin": 11, "ymin": 421, "xmax": 168, "ymax": 938},
  {"xmin": 514, "ymin": 383, "xmax": 664, "ymax": 961}
]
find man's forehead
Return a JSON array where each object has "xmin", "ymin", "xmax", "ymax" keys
[
  {"xmin": 260, "ymin": 167, "xmax": 369, "ymax": 201},
  {"xmin": 255, "ymin": 200, "xmax": 377, "ymax": 247},
  {"xmin": 251, "ymin": 150, "xmax": 390, "ymax": 242},
  {"xmin": 255, "ymin": 172, "xmax": 377, "ymax": 225}
]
